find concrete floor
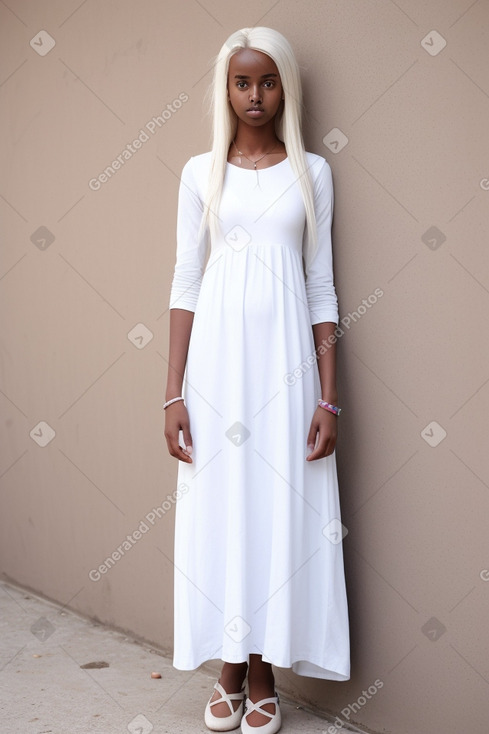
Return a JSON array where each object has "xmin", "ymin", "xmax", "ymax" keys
[{"xmin": 0, "ymin": 580, "xmax": 357, "ymax": 734}]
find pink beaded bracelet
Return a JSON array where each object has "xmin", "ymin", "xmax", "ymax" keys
[{"xmin": 318, "ymin": 399, "xmax": 342, "ymax": 416}]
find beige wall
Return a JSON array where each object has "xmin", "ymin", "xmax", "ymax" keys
[{"xmin": 1, "ymin": 2, "xmax": 488, "ymax": 733}]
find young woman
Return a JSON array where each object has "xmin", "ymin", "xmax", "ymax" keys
[{"xmin": 165, "ymin": 27, "xmax": 350, "ymax": 734}]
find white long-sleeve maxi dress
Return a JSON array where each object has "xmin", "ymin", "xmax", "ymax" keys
[{"xmin": 169, "ymin": 151, "xmax": 350, "ymax": 681}]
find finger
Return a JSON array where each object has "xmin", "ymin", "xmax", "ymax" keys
[
  {"xmin": 176, "ymin": 446, "xmax": 193, "ymax": 463},
  {"xmin": 306, "ymin": 428, "xmax": 331, "ymax": 461},
  {"xmin": 306, "ymin": 442, "xmax": 326, "ymax": 461},
  {"xmin": 172, "ymin": 442, "xmax": 193, "ymax": 463},
  {"xmin": 307, "ymin": 432, "xmax": 336, "ymax": 460},
  {"xmin": 306, "ymin": 422, "xmax": 319, "ymax": 458},
  {"xmin": 306, "ymin": 439, "xmax": 316, "ymax": 459},
  {"xmin": 165, "ymin": 432, "xmax": 193, "ymax": 463},
  {"xmin": 181, "ymin": 426, "xmax": 193, "ymax": 456}
]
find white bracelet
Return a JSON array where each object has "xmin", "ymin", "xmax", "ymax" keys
[{"xmin": 163, "ymin": 396, "xmax": 185, "ymax": 410}]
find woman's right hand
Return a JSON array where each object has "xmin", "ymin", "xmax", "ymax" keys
[{"xmin": 164, "ymin": 401, "xmax": 193, "ymax": 463}]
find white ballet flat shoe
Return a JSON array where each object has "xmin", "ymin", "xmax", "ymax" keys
[
  {"xmin": 204, "ymin": 679, "xmax": 246, "ymax": 731},
  {"xmin": 240, "ymin": 692, "xmax": 281, "ymax": 734}
]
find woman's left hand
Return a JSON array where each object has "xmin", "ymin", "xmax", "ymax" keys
[{"xmin": 306, "ymin": 406, "xmax": 338, "ymax": 460}]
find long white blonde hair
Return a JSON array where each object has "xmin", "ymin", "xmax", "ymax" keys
[{"xmin": 198, "ymin": 27, "xmax": 318, "ymax": 268}]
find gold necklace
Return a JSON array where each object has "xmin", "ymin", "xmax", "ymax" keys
[{"xmin": 232, "ymin": 139, "xmax": 278, "ymax": 170}]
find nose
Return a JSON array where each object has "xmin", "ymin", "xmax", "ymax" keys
[{"xmin": 249, "ymin": 85, "xmax": 262, "ymax": 103}]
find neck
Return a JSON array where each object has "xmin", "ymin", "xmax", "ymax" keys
[{"xmin": 234, "ymin": 120, "xmax": 280, "ymax": 155}]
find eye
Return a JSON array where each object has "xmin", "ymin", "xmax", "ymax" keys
[
  {"xmin": 236, "ymin": 81, "xmax": 247, "ymax": 89},
  {"xmin": 263, "ymin": 80, "xmax": 275, "ymax": 88}
]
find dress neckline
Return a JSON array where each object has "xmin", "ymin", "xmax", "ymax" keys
[{"xmin": 226, "ymin": 157, "xmax": 289, "ymax": 171}]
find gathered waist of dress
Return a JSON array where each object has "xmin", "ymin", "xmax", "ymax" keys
[{"xmin": 208, "ymin": 238, "xmax": 303, "ymax": 260}]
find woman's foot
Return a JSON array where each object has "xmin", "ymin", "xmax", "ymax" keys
[
  {"xmin": 245, "ymin": 654, "xmax": 278, "ymax": 728},
  {"xmin": 208, "ymin": 661, "xmax": 248, "ymax": 718}
]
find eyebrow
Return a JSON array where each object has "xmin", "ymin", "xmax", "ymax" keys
[{"xmin": 233, "ymin": 73, "xmax": 278, "ymax": 79}]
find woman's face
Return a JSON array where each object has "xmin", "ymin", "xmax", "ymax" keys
[{"xmin": 227, "ymin": 48, "xmax": 283, "ymax": 128}]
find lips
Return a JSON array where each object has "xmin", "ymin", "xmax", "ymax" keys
[{"xmin": 246, "ymin": 108, "xmax": 265, "ymax": 116}]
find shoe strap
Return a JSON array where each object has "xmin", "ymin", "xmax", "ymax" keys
[
  {"xmin": 244, "ymin": 694, "xmax": 279, "ymax": 720},
  {"xmin": 209, "ymin": 680, "xmax": 245, "ymax": 715}
]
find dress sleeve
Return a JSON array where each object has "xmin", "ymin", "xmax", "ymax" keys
[
  {"xmin": 169, "ymin": 157, "xmax": 208, "ymax": 312},
  {"xmin": 304, "ymin": 159, "xmax": 339, "ymax": 326}
]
